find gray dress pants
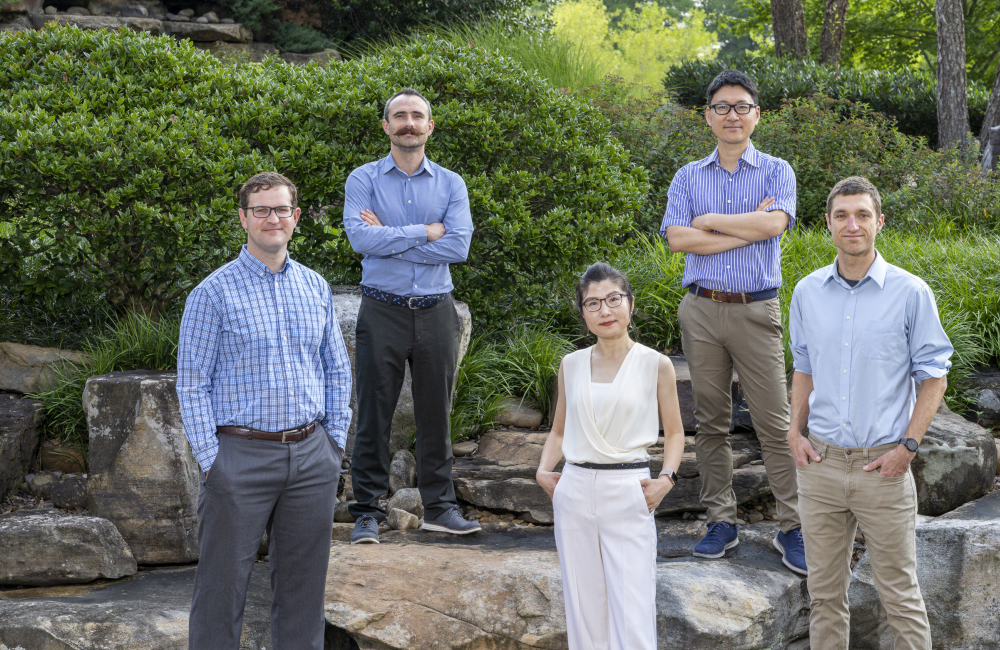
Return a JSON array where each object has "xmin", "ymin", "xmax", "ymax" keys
[{"xmin": 188, "ymin": 424, "xmax": 341, "ymax": 650}]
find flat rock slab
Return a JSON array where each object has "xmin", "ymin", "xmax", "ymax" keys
[
  {"xmin": 325, "ymin": 520, "xmax": 808, "ymax": 649},
  {"xmin": 0, "ymin": 510, "xmax": 136, "ymax": 587},
  {"xmin": 0, "ymin": 394, "xmax": 43, "ymax": 499},
  {"xmin": 0, "ymin": 564, "xmax": 272, "ymax": 649},
  {"xmin": 161, "ymin": 20, "xmax": 251, "ymax": 42},
  {"xmin": 0, "ymin": 342, "xmax": 87, "ymax": 394}
]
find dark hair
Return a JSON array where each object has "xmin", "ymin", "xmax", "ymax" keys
[
  {"xmin": 239, "ymin": 172, "xmax": 297, "ymax": 209},
  {"xmin": 383, "ymin": 88, "xmax": 432, "ymax": 121},
  {"xmin": 575, "ymin": 262, "xmax": 634, "ymax": 326},
  {"xmin": 826, "ymin": 176, "xmax": 882, "ymax": 216},
  {"xmin": 705, "ymin": 69, "xmax": 759, "ymax": 106}
]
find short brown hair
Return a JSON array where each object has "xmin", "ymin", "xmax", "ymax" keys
[
  {"xmin": 826, "ymin": 176, "xmax": 882, "ymax": 216},
  {"xmin": 383, "ymin": 88, "xmax": 432, "ymax": 121},
  {"xmin": 239, "ymin": 172, "xmax": 297, "ymax": 209}
]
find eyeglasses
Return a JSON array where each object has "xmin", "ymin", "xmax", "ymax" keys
[
  {"xmin": 245, "ymin": 206, "xmax": 296, "ymax": 219},
  {"xmin": 583, "ymin": 293, "xmax": 627, "ymax": 312},
  {"xmin": 708, "ymin": 103, "xmax": 758, "ymax": 115}
]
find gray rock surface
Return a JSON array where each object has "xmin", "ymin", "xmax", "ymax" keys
[
  {"xmin": 386, "ymin": 487, "xmax": 423, "ymax": 519},
  {"xmin": 52, "ymin": 475, "xmax": 87, "ymax": 509},
  {"xmin": 44, "ymin": 4, "xmax": 56, "ymax": 12},
  {"xmin": 31, "ymin": 12, "xmax": 123, "ymax": 28},
  {"xmin": 177, "ymin": 7, "xmax": 194, "ymax": 15},
  {"xmin": 965, "ymin": 366, "xmax": 1000, "ymax": 429},
  {"xmin": 202, "ymin": 9, "xmax": 217, "ymax": 21},
  {"xmin": 279, "ymin": 49, "xmax": 342, "ymax": 65},
  {"xmin": 388, "ymin": 449, "xmax": 416, "ymax": 494},
  {"xmin": 387, "ymin": 508, "xmax": 419, "ymax": 531},
  {"xmin": 27, "ymin": 472, "xmax": 57, "ymax": 499},
  {"xmin": 452, "ymin": 440, "xmax": 477, "ymax": 457},
  {"xmin": 911, "ymin": 409, "xmax": 996, "ymax": 515},
  {"xmin": 192, "ymin": 41, "xmax": 278, "ymax": 62},
  {"xmin": 194, "ymin": 15, "xmax": 206, "ymax": 22},
  {"xmin": 162, "ymin": 19, "xmax": 252, "ymax": 42},
  {"xmin": 330, "ymin": 286, "xmax": 473, "ymax": 461},
  {"xmin": 0, "ymin": 395, "xmax": 43, "ymax": 499},
  {"xmin": 0, "ymin": 510, "xmax": 136, "ymax": 586},
  {"xmin": 334, "ymin": 500, "xmax": 354, "ymax": 523},
  {"xmin": 494, "ymin": 396, "xmax": 543, "ymax": 428},
  {"xmin": 119, "ymin": 5, "xmax": 148, "ymax": 16},
  {"xmin": 0, "ymin": 14, "xmax": 32, "ymax": 31},
  {"xmin": 84, "ymin": 371, "xmax": 200, "ymax": 564},
  {"xmin": 0, "ymin": 564, "xmax": 273, "ymax": 649},
  {"xmin": 66, "ymin": 5, "xmax": 90, "ymax": 14},
  {"xmin": 0, "ymin": 0, "xmax": 43, "ymax": 11},
  {"xmin": 849, "ymin": 489, "xmax": 1000, "ymax": 649},
  {"xmin": 119, "ymin": 15, "xmax": 160, "ymax": 33},
  {"xmin": 0, "ymin": 342, "xmax": 87, "ymax": 394}
]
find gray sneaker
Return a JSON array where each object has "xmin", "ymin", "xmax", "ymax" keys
[
  {"xmin": 350, "ymin": 514, "xmax": 380, "ymax": 544},
  {"xmin": 421, "ymin": 506, "xmax": 482, "ymax": 535}
]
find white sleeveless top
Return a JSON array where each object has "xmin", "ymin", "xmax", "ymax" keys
[{"xmin": 561, "ymin": 343, "xmax": 661, "ymax": 464}]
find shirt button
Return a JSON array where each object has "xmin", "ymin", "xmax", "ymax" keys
[
  {"xmin": 846, "ymin": 316, "xmax": 851, "ymax": 319},
  {"xmin": 850, "ymin": 291, "xmax": 854, "ymax": 294},
  {"xmin": 843, "ymin": 370, "xmax": 847, "ymax": 373},
  {"xmin": 842, "ymin": 397, "xmax": 846, "ymax": 400},
  {"xmin": 729, "ymin": 178, "xmax": 733, "ymax": 182},
  {"xmin": 283, "ymin": 336, "xmax": 287, "ymax": 341},
  {"xmin": 845, "ymin": 343, "xmax": 849, "ymax": 346},
  {"xmin": 842, "ymin": 424, "xmax": 847, "ymax": 427},
  {"xmin": 408, "ymin": 200, "xmax": 412, "ymax": 204},
  {"xmin": 279, "ymin": 309, "xmax": 283, "ymax": 313},
  {"xmin": 392, "ymin": 250, "xmax": 395, "ymax": 253},
  {"xmin": 413, "ymin": 284, "xmax": 417, "ymax": 288},
  {"xmin": 726, "ymin": 265, "xmax": 730, "ymax": 269},
  {"xmin": 727, "ymin": 200, "xmax": 731, "ymax": 203},
  {"xmin": 290, "ymin": 391, "xmax": 294, "ymax": 396},
  {"xmin": 259, "ymin": 272, "xmax": 263, "ymax": 277}
]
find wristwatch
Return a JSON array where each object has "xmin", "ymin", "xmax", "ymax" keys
[
  {"xmin": 659, "ymin": 469, "xmax": 677, "ymax": 485},
  {"xmin": 899, "ymin": 438, "xmax": 919, "ymax": 453}
]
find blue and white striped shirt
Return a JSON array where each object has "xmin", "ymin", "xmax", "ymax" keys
[
  {"xmin": 176, "ymin": 246, "xmax": 353, "ymax": 471},
  {"xmin": 660, "ymin": 142, "xmax": 796, "ymax": 292}
]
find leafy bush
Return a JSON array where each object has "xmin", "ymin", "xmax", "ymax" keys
[
  {"xmin": 0, "ymin": 26, "xmax": 646, "ymax": 330},
  {"xmin": 270, "ymin": 22, "xmax": 333, "ymax": 54},
  {"xmin": 663, "ymin": 53, "xmax": 991, "ymax": 148}
]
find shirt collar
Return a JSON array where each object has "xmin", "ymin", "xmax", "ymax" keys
[
  {"xmin": 238, "ymin": 245, "xmax": 291, "ymax": 276},
  {"xmin": 380, "ymin": 152, "xmax": 434, "ymax": 177},
  {"xmin": 822, "ymin": 250, "xmax": 886, "ymax": 290},
  {"xmin": 697, "ymin": 141, "xmax": 761, "ymax": 169}
]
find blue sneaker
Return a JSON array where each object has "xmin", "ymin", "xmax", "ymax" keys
[
  {"xmin": 693, "ymin": 521, "xmax": 739, "ymax": 558},
  {"xmin": 774, "ymin": 527, "xmax": 808, "ymax": 575}
]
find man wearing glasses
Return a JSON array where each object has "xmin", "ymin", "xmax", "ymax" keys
[
  {"xmin": 660, "ymin": 69, "xmax": 806, "ymax": 573},
  {"xmin": 177, "ymin": 172, "xmax": 353, "ymax": 650},
  {"xmin": 343, "ymin": 88, "xmax": 478, "ymax": 544}
]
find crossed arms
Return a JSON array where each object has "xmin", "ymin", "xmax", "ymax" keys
[{"xmin": 664, "ymin": 196, "xmax": 791, "ymax": 255}]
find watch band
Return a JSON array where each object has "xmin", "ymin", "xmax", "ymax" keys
[
  {"xmin": 659, "ymin": 469, "xmax": 677, "ymax": 485},
  {"xmin": 899, "ymin": 438, "xmax": 919, "ymax": 453}
]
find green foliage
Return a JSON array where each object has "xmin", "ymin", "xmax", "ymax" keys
[
  {"xmin": 213, "ymin": 0, "xmax": 278, "ymax": 32},
  {"xmin": 450, "ymin": 337, "xmax": 505, "ymax": 442},
  {"xmin": 663, "ymin": 53, "xmax": 991, "ymax": 147},
  {"xmin": 610, "ymin": 232, "xmax": 687, "ymax": 351},
  {"xmin": 0, "ymin": 26, "xmax": 646, "ymax": 329},
  {"xmin": 29, "ymin": 312, "xmax": 180, "ymax": 448},
  {"xmin": 494, "ymin": 325, "xmax": 577, "ymax": 417},
  {"xmin": 270, "ymin": 22, "xmax": 333, "ymax": 54},
  {"xmin": 882, "ymin": 155, "xmax": 1000, "ymax": 233}
]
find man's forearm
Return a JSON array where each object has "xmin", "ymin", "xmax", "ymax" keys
[
  {"xmin": 905, "ymin": 375, "xmax": 947, "ymax": 443},
  {"xmin": 693, "ymin": 210, "xmax": 790, "ymax": 242},
  {"xmin": 789, "ymin": 371, "xmax": 813, "ymax": 437},
  {"xmin": 664, "ymin": 225, "xmax": 751, "ymax": 255}
]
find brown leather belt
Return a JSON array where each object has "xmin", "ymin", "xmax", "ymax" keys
[
  {"xmin": 689, "ymin": 285, "xmax": 778, "ymax": 304},
  {"xmin": 217, "ymin": 420, "xmax": 317, "ymax": 443}
]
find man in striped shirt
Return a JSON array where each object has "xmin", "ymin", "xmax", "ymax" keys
[
  {"xmin": 177, "ymin": 172, "xmax": 353, "ymax": 650},
  {"xmin": 661, "ymin": 69, "xmax": 806, "ymax": 573}
]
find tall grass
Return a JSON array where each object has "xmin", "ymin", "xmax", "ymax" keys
[
  {"xmin": 450, "ymin": 337, "xmax": 505, "ymax": 442},
  {"xmin": 29, "ymin": 312, "xmax": 180, "ymax": 451}
]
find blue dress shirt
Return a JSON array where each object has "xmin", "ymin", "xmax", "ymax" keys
[
  {"xmin": 343, "ymin": 154, "xmax": 473, "ymax": 297},
  {"xmin": 176, "ymin": 246, "xmax": 353, "ymax": 470},
  {"xmin": 789, "ymin": 252, "xmax": 953, "ymax": 448},
  {"xmin": 660, "ymin": 142, "xmax": 796, "ymax": 292}
]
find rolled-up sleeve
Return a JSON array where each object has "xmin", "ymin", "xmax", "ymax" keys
[
  {"xmin": 176, "ymin": 287, "xmax": 221, "ymax": 471},
  {"xmin": 907, "ymin": 283, "xmax": 953, "ymax": 381},
  {"xmin": 320, "ymin": 290, "xmax": 353, "ymax": 449},
  {"xmin": 766, "ymin": 160, "xmax": 797, "ymax": 229},
  {"xmin": 789, "ymin": 286, "xmax": 812, "ymax": 375},
  {"xmin": 660, "ymin": 166, "xmax": 693, "ymax": 234}
]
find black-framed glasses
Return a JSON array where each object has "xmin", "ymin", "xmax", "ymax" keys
[
  {"xmin": 245, "ymin": 206, "xmax": 297, "ymax": 219},
  {"xmin": 708, "ymin": 103, "xmax": 758, "ymax": 115},
  {"xmin": 583, "ymin": 293, "xmax": 627, "ymax": 312}
]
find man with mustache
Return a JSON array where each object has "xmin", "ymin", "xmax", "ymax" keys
[{"xmin": 343, "ymin": 88, "xmax": 478, "ymax": 544}]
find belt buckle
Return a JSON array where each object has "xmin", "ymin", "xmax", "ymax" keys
[
  {"xmin": 407, "ymin": 296, "xmax": 420, "ymax": 309},
  {"xmin": 710, "ymin": 289, "xmax": 726, "ymax": 303},
  {"xmin": 281, "ymin": 430, "xmax": 289, "ymax": 444}
]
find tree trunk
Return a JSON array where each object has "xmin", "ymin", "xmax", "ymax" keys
[
  {"xmin": 819, "ymin": 0, "xmax": 850, "ymax": 65},
  {"xmin": 771, "ymin": 0, "xmax": 808, "ymax": 59},
  {"xmin": 978, "ymin": 47, "xmax": 1000, "ymax": 153},
  {"xmin": 935, "ymin": 0, "xmax": 970, "ymax": 149}
]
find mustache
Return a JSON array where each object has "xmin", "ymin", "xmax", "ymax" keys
[{"xmin": 393, "ymin": 127, "xmax": 424, "ymax": 136}]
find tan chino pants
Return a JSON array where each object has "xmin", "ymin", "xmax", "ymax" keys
[
  {"xmin": 677, "ymin": 292, "xmax": 800, "ymax": 533},
  {"xmin": 798, "ymin": 434, "xmax": 930, "ymax": 650}
]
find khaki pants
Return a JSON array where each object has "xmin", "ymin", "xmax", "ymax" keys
[
  {"xmin": 798, "ymin": 434, "xmax": 930, "ymax": 650},
  {"xmin": 677, "ymin": 292, "xmax": 800, "ymax": 533}
]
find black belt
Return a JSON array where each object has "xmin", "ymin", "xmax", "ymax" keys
[
  {"xmin": 688, "ymin": 285, "xmax": 778, "ymax": 303},
  {"xmin": 571, "ymin": 461, "xmax": 649, "ymax": 470},
  {"xmin": 361, "ymin": 285, "xmax": 450, "ymax": 309}
]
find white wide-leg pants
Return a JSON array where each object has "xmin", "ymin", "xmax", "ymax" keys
[{"xmin": 553, "ymin": 463, "xmax": 658, "ymax": 650}]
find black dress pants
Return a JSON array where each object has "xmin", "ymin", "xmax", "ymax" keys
[{"xmin": 348, "ymin": 294, "xmax": 460, "ymax": 521}]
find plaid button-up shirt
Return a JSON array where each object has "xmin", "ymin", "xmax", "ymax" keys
[{"xmin": 176, "ymin": 246, "xmax": 353, "ymax": 471}]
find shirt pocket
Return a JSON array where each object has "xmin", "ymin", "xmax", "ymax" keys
[
  {"xmin": 289, "ymin": 299, "xmax": 328, "ymax": 354},
  {"xmin": 858, "ymin": 319, "xmax": 907, "ymax": 362}
]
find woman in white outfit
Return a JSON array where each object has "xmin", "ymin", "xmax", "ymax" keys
[{"xmin": 536, "ymin": 262, "xmax": 685, "ymax": 650}]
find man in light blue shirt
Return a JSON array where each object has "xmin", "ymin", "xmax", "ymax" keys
[
  {"xmin": 343, "ymin": 88, "xmax": 479, "ymax": 543},
  {"xmin": 788, "ymin": 176, "xmax": 952, "ymax": 649}
]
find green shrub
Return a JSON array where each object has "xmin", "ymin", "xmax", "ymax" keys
[
  {"xmin": 270, "ymin": 22, "xmax": 334, "ymax": 54},
  {"xmin": 0, "ymin": 26, "xmax": 646, "ymax": 330},
  {"xmin": 663, "ymin": 54, "xmax": 991, "ymax": 148},
  {"xmin": 450, "ymin": 337, "xmax": 505, "ymax": 442}
]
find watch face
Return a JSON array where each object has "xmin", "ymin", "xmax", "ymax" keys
[{"xmin": 904, "ymin": 439, "xmax": 918, "ymax": 452}]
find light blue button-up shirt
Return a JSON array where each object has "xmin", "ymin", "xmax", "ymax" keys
[
  {"xmin": 789, "ymin": 252, "xmax": 953, "ymax": 448},
  {"xmin": 343, "ymin": 154, "xmax": 473, "ymax": 297},
  {"xmin": 176, "ymin": 246, "xmax": 353, "ymax": 470},
  {"xmin": 660, "ymin": 141, "xmax": 796, "ymax": 292}
]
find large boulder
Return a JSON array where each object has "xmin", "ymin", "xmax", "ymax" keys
[
  {"xmin": 0, "ymin": 563, "xmax": 273, "ymax": 649},
  {"xmin": 911, "ymin": 409, "xmax": 996, "ymax": 515},
  {"xmin": 0, "ymin": 510, "xmax": 136, "ymax": 586},
  {"xmin": 0, "ymin": 341, "xmax": 87, "ymax": 394},
  {"xmin": 0, "ymin": 394, "xmax": 43, "ymax": 499},
  {"xmin": 330, "ymin": 286, "xmax": 473, "ymax": 460},
  {"xmin": 389, "ymin": 449, "xmax": 416, "ymax": 494},
  {"xmin": 964, "ymin": 366, "xmax": 1000, "ymax": 429},
  {"xmin": 162, "ymin": 19, "xmax": 252, "ymax": 42},
  {"xmin": 848, "ymin": 489, "xmax": 1000, "ymax": 649},
  {"xmin": 84, "ymin": 371, "xmax": 200, "ymax": 564}
]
